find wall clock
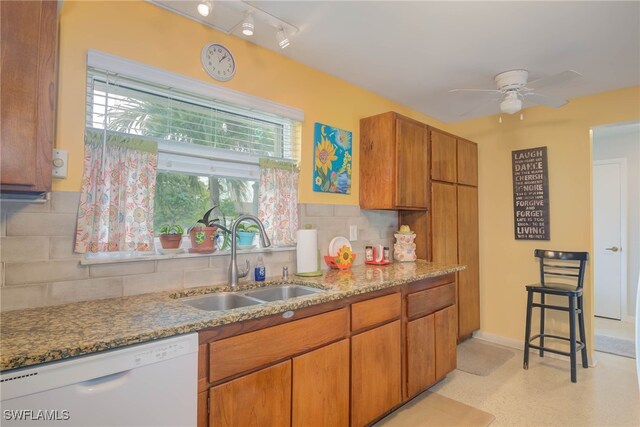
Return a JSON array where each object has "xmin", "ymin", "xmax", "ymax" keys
[{"xmin": 201, "ymin": 43, "xmax": 236, "ymax": 82}]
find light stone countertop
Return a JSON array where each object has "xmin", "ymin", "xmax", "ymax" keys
[{"xmin": 0, "ymin": 260, "xmax": 464, "ymax": 372}]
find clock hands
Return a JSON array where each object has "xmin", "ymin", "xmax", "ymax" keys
[{"xmin": 219, "ymin": 54, "xmax": 227, "ymax": 63}]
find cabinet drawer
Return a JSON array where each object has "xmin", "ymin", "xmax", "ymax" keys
[
  {"xmin": 407, "ymin": 283, "xmax": 455, "ymax": 319},
  {"xmin": 351, "ymin": 293, "xmax": 401, "ymax": 332},
  {"xmin": 209, "ymin": 307, "xmax": 349, "ymax": 382}
]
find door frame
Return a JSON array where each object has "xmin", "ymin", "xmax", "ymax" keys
[{"xmin": 593, "ymin": 158, "xmax": 628, "ymax": 321}]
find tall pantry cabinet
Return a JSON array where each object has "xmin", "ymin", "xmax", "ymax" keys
[{"xmin": 426, "ymin": 129, "xmax": 480, "ymax": 339}]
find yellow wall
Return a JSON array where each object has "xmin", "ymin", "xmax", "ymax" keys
[
  {"xmin": 54, "ymin": 0, "xmax": 450, "ymax": 204},
  {"xmin": 449, "ymin": 86, "xmax": 640, "ymax": 351}
]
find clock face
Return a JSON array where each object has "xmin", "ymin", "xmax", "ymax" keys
[{"xmin": 201, "ymin": 43, "xmax": 236, "ymax": 82}]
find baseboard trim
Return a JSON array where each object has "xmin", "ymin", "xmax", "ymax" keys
[{"xmin": 471, "ymin": 330, "xmax": 597, "ymax": 367}]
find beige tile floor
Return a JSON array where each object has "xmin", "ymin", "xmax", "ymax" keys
[{"xmin": 423, "ymin": 341, "xmax": 640, "ymax": 427}]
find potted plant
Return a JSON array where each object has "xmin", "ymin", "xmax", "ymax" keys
[
  {"xmin": 158, "ymin": 224, "xmax": 184, "ymax": 249},
  {"xmin": 236, "ymin": 223, "xmax": 260, "ymax": 246},
  {"xmin": 188, "ymin": 207, "xmax": 231, "ymax": 253}
]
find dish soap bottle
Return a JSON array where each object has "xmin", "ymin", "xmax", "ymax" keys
[{"xmin": 254, "ymin": 256, "xmax": 266, "ymax": 281}]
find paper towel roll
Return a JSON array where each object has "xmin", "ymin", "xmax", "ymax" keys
[{"xmin": 297, "ymin": 229, "xmax": 318, "ymax": 273}]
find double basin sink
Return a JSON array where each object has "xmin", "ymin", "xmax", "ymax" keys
[{"xmin": 181, "ymin": 284, "xmax": 323, "ymax": 312}]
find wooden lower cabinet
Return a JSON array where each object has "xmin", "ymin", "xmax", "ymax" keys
[
  {"xmin": 435, "ymin": 305, "xmax": 458, "ymax": 380},
  {"xmin": 407, "ymin": 315, "xmax": 436, "ymax": 397},
  {"xmin": 351, "ymin": 320, "xmax": 402, "ymax": 427},
  {"xmin": 292, "ymin": 339, "xmax": 349, "ymax": 427},
  {"xmin": 210, "ymin": 361, "xmax": 292, "ymax": 427}
]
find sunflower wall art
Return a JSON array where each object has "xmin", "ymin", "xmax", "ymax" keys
[{"xmin": 313, "ymin": 122, "xmax": 352, "ymax": 194}]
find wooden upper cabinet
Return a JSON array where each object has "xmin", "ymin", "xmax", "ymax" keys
[
  {"xmin": 430, "ymin": 182, "xmax": 458, "ymax": 265},
  {"xmin": 395, "ymin": 118, "xmax": 429, "ymax": 209},
  {"xmin": 457, "ymin": 139, "xmax": 478, "ymax": 186},
  {"xmin": 1, "ymin": 0, "xmax": 57, "ymax": 194},
  {"xmin": 430, "ymin": 128, "xmax": 457, "ymax": 183},
  {"xmin": 360, "ymin": 112, "xmax": 428, "ymax": 210}
]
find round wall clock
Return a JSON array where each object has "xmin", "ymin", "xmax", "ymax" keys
[{"xmin": 201, "ymin": 43, "xmax": 236, "ymax": 82}]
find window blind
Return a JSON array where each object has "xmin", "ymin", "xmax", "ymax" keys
[{"xmin": 86, "ymin": 67, "xmax": 297, "ymax": 162}]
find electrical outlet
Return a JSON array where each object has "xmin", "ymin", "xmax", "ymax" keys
[{"xmin": 349, "ymin": 225, "xmax": 358, "ymax": 241}]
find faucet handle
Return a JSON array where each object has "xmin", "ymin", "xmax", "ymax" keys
[{"xmin": 238, "ymin": 259, "xmax": 250, "ymax": 278}]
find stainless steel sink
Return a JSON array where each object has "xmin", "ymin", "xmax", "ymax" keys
[
  {"xmin": 243, "ymin": 285, "xmax": 323, "ymax": 302},
  {"xmin": 182, "ymin": 293, "xmax": 264, "ymax": 311}
]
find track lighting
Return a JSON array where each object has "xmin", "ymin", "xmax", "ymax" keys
[
  {"xmin": 197, "ymin": 0, "xmax": 213, "ymax": 17},
  {"xmin": 241, "ymin": 11, "xmax": 254, "ymax": 36},
  {"xmin": 276, "ymin": 28, "xmax": 290, "ymax": 49}
]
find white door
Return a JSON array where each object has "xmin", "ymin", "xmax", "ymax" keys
[{"xmin": 593, "ymin": 160, "xmax": 626, "ymax": 320}]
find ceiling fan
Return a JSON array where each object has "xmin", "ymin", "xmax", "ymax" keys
[{"xmin": 449, "ymin": 69, "xmax": 583, "ymax": 116}]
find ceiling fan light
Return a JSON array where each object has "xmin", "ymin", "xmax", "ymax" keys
[
  {"xmin": 276, "ymin": 28, "xmax": 290, "ymax": 49},
  {"xmin": 242, "ymin": 12, "xmax": 254, "ymax": 36},
  {"xmin": 500, "ymin": 97, "xmax": 522, "ymax": 115},
  {"xmin": 197, "ymin": 1, "xmax": 213, "ymax": 17}
]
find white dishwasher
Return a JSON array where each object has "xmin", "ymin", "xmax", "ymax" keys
[{"xmin": 1, "ymin": 333, "xmax": 198, "ymax": 427}]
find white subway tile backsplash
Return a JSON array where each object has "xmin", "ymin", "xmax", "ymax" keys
[
  {"xmin": 5, "ymin": 260, "xmax": 87, "ymax": 285},
  {"xmin": 7, "ymin": 212, "xmax": 76, "ymax": 236},
  {"xmin": 50, "ymin": 236, "xmax": 81, "ymax": 259},
  {"xmin": 48, "ymin": 277, "xmax": 123, "ymax": 305},
  {"xmin": 122, "ymin": 271, "xmax": 183, "ymax": 296},
  {"xmin": 333, "ymin": 204, "xmax": 361, "ymax": 217},
  {"xmin": 0, "ymin": 236, "xmax": 50, "ymax": 262},
  {"xmin": 0, "ymin": 283, "xmax": 48, "ymax": 311},
  {"xmin": 304, "ymin": 204, "xmax": 334, "ymax": 217},
  {"xmin": 90, "ymin": 260, "xmax": 156, "ymax": 278},
  {"xmin": 51, "ymin": 191, "xmax": 81, "ymax": 213},
  {"xmin": 156, "ymin": 257, "xmax": 209, "ymax": 272},
  {"xmin": 184, "ymin": 268, "xmax": 227, "ymax": 288}
]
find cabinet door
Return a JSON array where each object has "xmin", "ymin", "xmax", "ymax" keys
[
  {"xmin": 210, "ymin": 361, "xmax": 291, "ymax": 427},
  {"xmin": 431, "ymin": 182, "xmax": 458, "ymax": 264},
  {"xmin": 1, "ymin": 0, "xmax": 55, "ymax": 192},
  {"xmin": 293, "ymin": 340, "xmax": 349, "ymax": 427},
  {"xmin": 351, "ymin": 320, "xmax": 402, "ymax": 427},
  {"xmin": 430, "ymin": 129, "xmax": 457, "ymax": 183},
  {"xmin": 458, "ymin": 185, "xmax": 480, "ymax": 337},
  {"xmin": 435, "ymin": 305, "xmax": 458, "ymax": 380},
  {"xmin": 395, "ymin": 118, "xmax": 428, "ymax": 209},
  {"xmin": 406, "ymin": 315, "xmax": 436, "ymax": 397},
  {"xmin": 457, "ymin": 139, "xmax": 478, "ymax": 186}
]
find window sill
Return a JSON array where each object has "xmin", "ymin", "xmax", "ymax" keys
[{"xmin": 80, "ymin": 246, "xmax": 296, "ymax": 266}]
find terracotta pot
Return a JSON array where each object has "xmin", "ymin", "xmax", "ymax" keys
[
  {"xmin": 159, "ymin": 234, "xmax": 183, "ymax": 249},
  {"xmin": 189, "ymin": 227, "xmax": 218, "ymax": 253}
]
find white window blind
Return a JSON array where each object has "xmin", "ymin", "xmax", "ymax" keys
[{"xmin": 85, "ymin": 50, "xmax": 302, "ymax": 181}]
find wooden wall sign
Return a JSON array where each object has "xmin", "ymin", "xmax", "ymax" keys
[{"xmin": 512, "ymin": 146, "xmax": 550, "ymax": 240}]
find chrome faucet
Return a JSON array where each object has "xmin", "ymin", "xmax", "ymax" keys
[{"xmin": 229, "ymin": 214, "xmax": 272, "ymax": 289}]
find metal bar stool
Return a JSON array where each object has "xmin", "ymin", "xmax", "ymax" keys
[{"xmin": 523, "ymin": 249, "xmax": 589, "ymax": 383}]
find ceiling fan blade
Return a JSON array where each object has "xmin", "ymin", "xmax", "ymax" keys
[
  {"xmin": 526, "ymin": 70, "xmax": 582, "ymax": 90},
  {"xmin": 524, "ymin": 92, "xmax": 568, "ymax": 108},
  {"xmin": 449, "ymin": 88, "xmax": 501, "ymax": 93}
]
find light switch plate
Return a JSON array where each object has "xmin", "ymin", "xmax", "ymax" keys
[
  {"xmin": 52, "ymin": 149, "xmax": 68, "ymax": 178},
  {"xmin": 349, "ymin": 225, "xmax": 358, "ymax": 241}
]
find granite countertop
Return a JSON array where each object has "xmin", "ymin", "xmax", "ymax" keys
[{"xmin": 0, "ymin": 260, "xmax": 464, "ymax": 372}]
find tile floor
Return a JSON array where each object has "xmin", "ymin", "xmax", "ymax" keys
[{"xmin": 424, "ymin": 340, "xmax": 640, "ymax": 426}]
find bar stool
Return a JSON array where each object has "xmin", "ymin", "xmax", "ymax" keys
[{"xmin": 523, "ymin": 249, "xmax": 589, "ymax": 383}]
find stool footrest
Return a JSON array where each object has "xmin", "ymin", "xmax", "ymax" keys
[
  {"xmin": 528, "ymin": 334, "xmax": 585, "ymax": 356},
  {"xmin": 531, "ymin": 302, "xmax": 583, "ymax": 314}
]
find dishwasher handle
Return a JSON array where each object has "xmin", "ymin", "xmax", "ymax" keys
[{"xmin": 75, "ymin": 370, "xmax": 130, "ymax": 394}]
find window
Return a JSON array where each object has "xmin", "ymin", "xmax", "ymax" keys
[{"xmin": 82, "ymin": 51, "xmax": 302, "ymax": 251}]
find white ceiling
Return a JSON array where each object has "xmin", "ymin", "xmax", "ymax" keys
[{"xmin": 150, "ymin": 1, "xmax": 640, "ymax": 123}]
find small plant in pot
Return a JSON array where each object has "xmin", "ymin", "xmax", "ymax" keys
[
  {"xmin": 158, "ymin": 224, "xmax": 184, "ymax": 249},
  {"xmin": 188, "ymin": 207, "xmax": 231, "ymax": 254},
  {"xmin": 236, "ymin": 223, "xmax": 260, "ymax": 247}
]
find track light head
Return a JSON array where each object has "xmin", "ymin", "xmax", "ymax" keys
[
  {"xmin": 276, "ymin": 28, "xmax": 290, "ymax": 49},
  {"xmin": 197, "ymin": 0, "xmax": 213, "ymax": 17},
  {"xmin": 242, "ymin": 12, "xmax": 254, "ymax": 36}
]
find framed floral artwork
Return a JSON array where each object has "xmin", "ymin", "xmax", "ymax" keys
[{"xmin": 313, "ymin": 122, "xmax": 352, "ymax": 194}]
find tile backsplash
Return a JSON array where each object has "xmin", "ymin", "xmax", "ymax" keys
[{"xmin": 0, "ymin": 192, "xmax": 397, "ymax": 312}]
